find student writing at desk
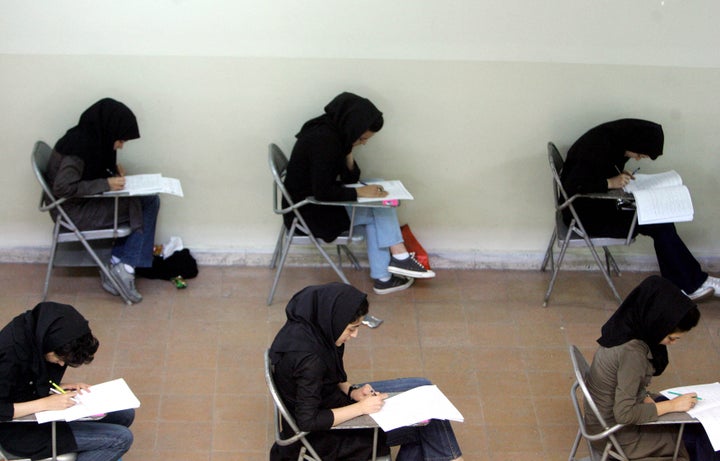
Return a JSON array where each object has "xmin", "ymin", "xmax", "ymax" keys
[
  {"xmin": 47, "ymin": 98, "xmax": 160, "ymax": 303},
  {"xmin": 268, "ymin": 283, "xmax": 464, "ymax": 461},
  {"xmin": 283, "ymin": 92, "xmax": 434, "ymax": 295},
  {"xmin": 586, "ymin": 276, "xmax": 718, "ymax": 461},
  {"xmin": 560, "ymin": 118, "xmax": 720, "ymax": 301},
  {"xmin": 0, "ymin": 302, "xmax": 134, "ymax": 461}
]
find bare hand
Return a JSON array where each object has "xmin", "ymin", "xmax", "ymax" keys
[
  {"xmin": 671, "ymin": 393, "xmax": 698, "ymax": 412},
  {"xmin": 116, "ymin": 164, "xmax": 126, "ymax": 177},
  {"xmin": 62, "ymin": 382, "xmax": 91, "ymax": 394},
  {"xmin": 44, "ymin": 392, "xmax": 79, "ymax": 411},
  {"xmin": 358, "ymin": 393, "xmax": 387, "ymax": 414},
  {"xmin": 357, "ymin": 185, "xmax": 388, "ymax": 198},
  {"xmin": 608, "ymin": 173, "xmax": 633, "ymax": 189},
  {"xmin": 108, "ymin": 176, "xmax": 126, "ymax": 191}
]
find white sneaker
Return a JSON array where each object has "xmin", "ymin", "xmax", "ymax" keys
[
  {"xmin": 110, "ymin": 263, "xmax": 143, "ymax": 303},
  {"xmin": 685, "ymin": 285, "xmax": 714, "ymax": 302},
  {"xmin": 701, "ymin": 276, "xmax": 720, "ymax": 298}
]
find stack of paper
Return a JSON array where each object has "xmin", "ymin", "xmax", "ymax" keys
[
  {"xmin": 623, "ymin": 170, "xmax": 693, "ymax": 225},
  {"xmin": 661, "ymin": 382, "xmax": 720, "ymax": 450},
  {"xmin": 369, "ymin": 385, "xmax": 464, "ymax": 431},
  {"xmin": 104, "ymin": 173, "xmax": 184, "ymax": 197},
  {"xmin": 35, "ymin": 378, "xmax": 141, "ymax": 423},
  {"xmin": 346, "ymin": 180, "xmax": 414, "ymax": 203}
]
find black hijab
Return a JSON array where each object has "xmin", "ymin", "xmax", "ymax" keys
[
  {"xmin": 296, "ymin": 92, "xmax": 383, "ymax": 155},
  {"xmin": 269, "ymin": 283, "xmax": 368, "ymax": 384},
  {"xmin": 597, "ymin": 275, "xmax": 696, "ymax": 376},
  {"xmin": 54, "ymin": 98, "xmax": 140, "ymax": 180},
  {"xmin": 2, "ymin": 302, "xmax": 91, "ymax": 398}
]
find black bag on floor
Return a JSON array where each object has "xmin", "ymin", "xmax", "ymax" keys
[{"xmin": 136, "ymin": 249, "xmax": 198, "ymax": 280}]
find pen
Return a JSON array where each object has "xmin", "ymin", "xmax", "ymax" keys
[
  {"xmin": 49, "ymin": 380, "xmax": 66, "ymax": 394},
  {"xmin": 668, "ymin": 390, "xmax": 702, "ymax": 400},
  {"xmin": 106, "ymin": 168, "xmax": 116, "ymax": 177},
  {"xmin": 631, "ymin": 167, "xmax": 640, "ymax": 175}
]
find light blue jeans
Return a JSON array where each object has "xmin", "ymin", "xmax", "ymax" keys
[
  {"xmin": 112, "ymin": 195, "xmax": 160, "ymax": 268},
  {"xmin": 346, "ymin": 206, "xmax": 403, "ymax": 280},
  {"xmin": 361, "ymin": 378, "xmax": 463, "ymax": 461},
  {"xmin": 68, "ymin": 409, "xmax": 134, "ymax": 461}
]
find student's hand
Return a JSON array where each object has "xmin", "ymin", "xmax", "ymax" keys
[
  {"xmin": 62, "ymin": 382, "xmax": 91, "ymax": 394},
  {"xmin": 357, "ymin": 185, "xmax": 388, "ymax": 198},
  {"xmin": 352, "ymin": 384, "xmax": 383, "ymax": 401},
  {"xmin": 108, "ymin": 176, "xmax": 126, "ymax": 191},
  {"xmin": 607, "ymin": 173, "xmax": 633, "ymax": 189},
  {"xmin": 357, "ymin": 393, "xmax": 387, "ymax": 415},
  {"xmin": 670, "ymin": 393, "xmax": 698, "ymax": 412},
  {"xmin": 44, "ymin": 392, "xmax": 78, "ymax": 410},
  {"xmin": 115, "ymin": 163, "xmax": 126, "ymax": 177}
]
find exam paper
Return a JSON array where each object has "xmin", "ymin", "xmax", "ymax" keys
[
  {"xmin": 661, "ymin": 382, "xmax": 720, "ymax": 450},
  {"xmin": 369, "ymin": 385, "xmax": 463, "ymax": 432},
  {"xmin": 35, "ymin": 378, "xmax": 141, "ymax": 423}
]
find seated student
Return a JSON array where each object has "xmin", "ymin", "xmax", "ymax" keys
[
  {"xmin": 269, "ymin": 283, "xmax": 464, "ymax": 461},
  {"xmin": 0, "ymin": 302, "xmax": 134, "ymax": 461},
  {"xmin": 283, "ymin": 92, "xmax": 434, "ymax": 295},
  {"xmin": 560, "ymin": 118, "xmax": 720, "ymax": 301},
  {"xmin": 47, "ymin": 98, "xmax": 160, "ymax": 303},
  {"xmin": 586, "ymin": 276, "xmax": 719, "ymax": 461}
]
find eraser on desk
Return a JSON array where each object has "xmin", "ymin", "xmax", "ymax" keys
[{"xmin": 383, "ymin": 199, "xmax": 399, "ymax": 206}]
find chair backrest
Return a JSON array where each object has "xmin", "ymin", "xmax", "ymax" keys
[
  {"xmin": 547, "ymin": 142, "xmax": 572, "ymax": 205},
  {"xmin": 264, "ymin": 349, "xmax": 322, "ymax": 460},
  {"xmin": 568, "ymin": 345, "xmax": 628, "ymax": 460},
  {"xmin": 32, "ymin": 141, "xmax": 60, "ymax": 207},
  {"xmin": 268, "ymin": 143, "xmax": 294, "ymax": 213}
]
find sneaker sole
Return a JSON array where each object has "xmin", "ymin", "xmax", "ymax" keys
[
  {"xmin": 373, "ymin": 278, "xmax": 414, "ymax": 294},
  {"xmin": 388, "ymin": 267, "xmax": 436, "ymax": 279},
  {"xmin": 689, "ymin": 287, "xmax": 714, "ymax": 302}
]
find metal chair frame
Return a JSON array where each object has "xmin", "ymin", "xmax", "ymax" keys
[{"xmin": 541, "ymin": 142, "xmax": 637, "ymax": 306}]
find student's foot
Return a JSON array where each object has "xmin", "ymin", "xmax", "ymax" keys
[
  {"xmin": 110, "ymin": 263, "xmax": 143, "ymax": 303},
  {"xmin": 373, "ymin": 275, "xmax": 414, "ymax": 295},
  {"xmin": 684, "ymin": 285, "xmax": 714, "ymax": 302},
  {"xmin": 388, "ymin": 253, "xmax": 436, "ymax": 279},
  {"xmin": 701, "ymin": 276, "xmax": 720, "ymax": 298},
  {"xmin": 100, "ymin": 266, "xmax": 119, "ymax": 296}
]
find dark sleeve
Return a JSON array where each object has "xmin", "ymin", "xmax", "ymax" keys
[
  {"xmin": 306, "ymin": 140, "xmax": 359, "ymax": 202},
  {"xmin": 52, "ymin": 155, "xmax": 110, "ymax": 198},
  {"xmin": 0, "ymin": 350, "xmax": 20, "ymax": 420},
  {"xmin": 293, "ymin": 354, "xmax": 338, "ymax": 431}
]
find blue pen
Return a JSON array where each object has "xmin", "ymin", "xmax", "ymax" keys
[
  {"xmin": 668, "ymin": 390, "xmax": 702, "ymax": 400},
  {"xmin": 631, "ymin": 167, "xmax": 640, "ymax": 175}
]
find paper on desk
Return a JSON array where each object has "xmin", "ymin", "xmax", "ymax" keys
[
  {"xmin": 661, "ymin": 382, "xmax": 720, "ymax": 450},
  {"xmin": 104, "ymin": 173, "xmax": 184, "ymax": 197},
  {"xmin": 346, "ymin": 180, "xmax": 414, "ymax": 203},
  {"xmin": 369, "ymin": 385, "xmax": 463, "ymax": 432},
  {"xmin": 35, "ymin": 378, "xmax": 141, "ymax": 423}
]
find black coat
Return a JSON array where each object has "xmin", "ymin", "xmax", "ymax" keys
[
  {"xmin": 0, "ymin": 303, "xmax": 92, "ymax": 460},
  {"xmin": 560, "ymin": 119, "xmax": 664, "ymax": 237}
]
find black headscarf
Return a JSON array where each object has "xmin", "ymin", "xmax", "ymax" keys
[
  {"xmin": 269, "ymin": 283, "xmax": 368, "ymax": 384},
  {"xmin": 597, "ymin": 275, "xmax": 696, "ymax": 376},
  {"xmin": 54, "ymin": 98, "xmax": 140, "ymax": 180},
  {"xmin": 296, "ymin": 92, "xmax": 383, "ymax": 155}
]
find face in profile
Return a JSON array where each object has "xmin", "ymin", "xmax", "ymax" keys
[
  {"xmin": 353, "ymin": 131, "xmax": 375, "ymax": 147},
  {"xmin": 335, "ymin": 319, "xmax": 363, "ymax": 346}
]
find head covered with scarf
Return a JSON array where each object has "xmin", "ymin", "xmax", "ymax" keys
[
  {"xmin": 606, "ymin": 118, "xmax": 664, "ymax": 160},
  {"xmin": 54, "ymin": 98, "xmax": 140, "ymax": 180},
  {"xmin": 296, "ymin": 92, "xmax": 384, "ymax": 155},
  {"xmin": 269, "ymin": 282, "xmax": 369, "ymax": 384},
  {"xmin": 598, "ymin": 275, "xmax": 699, "ymax": 376}
]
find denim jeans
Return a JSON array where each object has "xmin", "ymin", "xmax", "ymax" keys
[
  {"xmin": 362, "ymin": 378, "xmax": 463, "ymax": 461},
  {"xmin": 346, "ymin": 206, "xmax": 403, "ymax": 280},
  {"xmin": 68, "ymin": 409, "xmax": 134, "ymax": 461},
  {"xmin": 112, "ymin": 195, "xmax": 160, "ymax": 268}
]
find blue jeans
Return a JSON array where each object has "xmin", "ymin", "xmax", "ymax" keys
[
  {"xmin": 112, "ymin": 195, "xmax": 160, "ymax": 268},
  {"xmin": 346, "ymin": 206, "xmax": 403, "ymax": 280},
  {"xmin": 68, "ymin": 409, "xmax": 134, "ymax": 461},
  {"xmin": 361, "ymin": 378, "xmax": 463, "ymax": 461}
]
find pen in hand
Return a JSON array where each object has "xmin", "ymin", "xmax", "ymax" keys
[{"xmin": 668, "ymin": 390, "xmax": 702, "ymax": 400}]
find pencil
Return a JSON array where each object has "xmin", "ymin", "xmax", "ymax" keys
[{"xmin": 668, "ymin": 390, "xmax": 702, "ymax": 400}]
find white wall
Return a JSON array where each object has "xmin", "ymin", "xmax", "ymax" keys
[{"xmin": 1, "ymin": 1, "xmax": 719, "ymax": 268}]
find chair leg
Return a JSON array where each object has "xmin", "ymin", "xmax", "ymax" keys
[
  {"xmin": 268, "ymin": 228, "xmax": 294, "ymax": 305},
  {"xmin": 269, "ymin": 224, "xmax": 285, "ymax": 270},
  {"xmin": 339, "ymin": 245, "xmax": 362, "ymax": 270},
  {"xmin": 582, "ymin": 241, "xmax": 622, "ymax": 304},
  {"xmin": 541, "ymin": 227, "xmax": 558, "ymax": 273},
  {"xmin": 543, "ymin": 232, "xmax": 571, "ymax": 306},
  {"xmin": 603, "ymin": 247, "xmax": 621, "ymax": 277}
]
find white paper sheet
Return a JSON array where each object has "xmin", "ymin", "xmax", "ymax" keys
[
  {"xmin": 346, "ymin": 180, "xmax": 414, "ymax": 203},
  {"xmin": 369, "ymin": 385, "xmax": 463, "ymax": 432},
  {"xmin": 661, "ymin": 382, "xmax": 720, "ymax": 450},
  {"xmin": 104, "ymin": 173, "xmax": 184, "ymax": 197},
  {"xmin": 35, "ymin": 378, "xmax": 141, "ymax": 423}
]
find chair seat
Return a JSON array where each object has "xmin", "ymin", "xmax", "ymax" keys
[
  {"xmin": 0, "ymin": 446, "xmax": 77, "ymax": 461},
  {"xmin": 57, "ymin": 226, "xmax": 132, "ymax": 243}
]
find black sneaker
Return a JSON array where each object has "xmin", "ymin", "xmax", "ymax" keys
[
  {"xmin": 373, "ymin": 275, "xmax": 414, "ymax": 295},
  {"xmin": 388, "ymin": 254, "xmax": 436, "ymax": 279}
]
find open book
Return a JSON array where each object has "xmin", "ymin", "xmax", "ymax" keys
[
  {"xmin": 661, "ymin": 382, "xmax": 720, "ymax": 450},
  {"xmin": 35, "ymin": 378, "xmax": 141, "ymax": 423},
  {"xmin": 369, "ymin": 385, "xmax": 463, "ymax": 431},
  {"xmin": 104, "ymin": 173, "xmax": 184, "ymax": 197},
  {"xmin": 623, "ymin": 170, "xmax": 693, "ymax": 225},
  {"xmin": 345, "ymin": 180, "xmax": 414, "ymax": 203}
]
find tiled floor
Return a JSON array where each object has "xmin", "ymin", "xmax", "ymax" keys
[{"xmin": 2, "ymin": 262, "xmax": 719, "ymax": 460}]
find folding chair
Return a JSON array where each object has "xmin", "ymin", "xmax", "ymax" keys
[
  {"xmin": 267, "ymin": 143, "xmax": 363, "ymax": 305},
  {"xmin": 31, "ymin": 140, "xmax": 135, "ymax": 304},
  {"xmin": 541, "ymin": 142, "xmax": 637, "ymax": 306},
  {"xmin": 568, "ymin": 345, "xmax": 629, "ymax": 461},
  {"xmin": 264, "ymin": 350, "xmax": 389, "ymax": 461}
]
